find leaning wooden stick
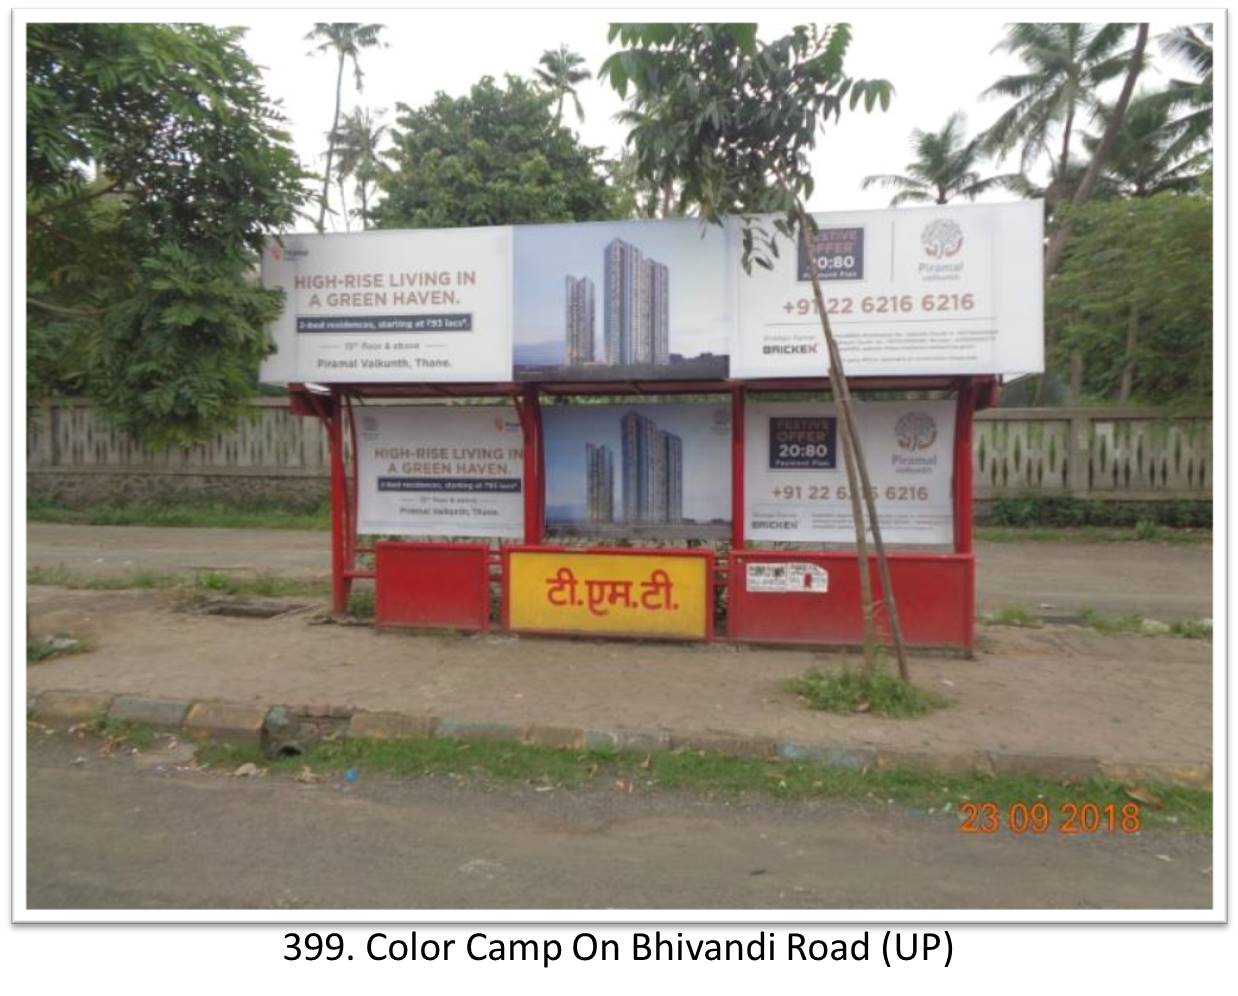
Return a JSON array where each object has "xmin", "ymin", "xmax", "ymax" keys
[{"xmin": 797, "ymin": 210, "xmax": 911, "ymax": 680}]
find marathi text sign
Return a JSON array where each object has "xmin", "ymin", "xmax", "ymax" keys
[
  {"xmin": 745, "ymin": 400, "xmax": 956, "ymax": 544},
  {"xmin": 357, "ymin": 405, "xmax": 524, "ymax": 538},
  {"xmin": 506, "ymin": 550, "xmax": 711, "ymax": 639}
]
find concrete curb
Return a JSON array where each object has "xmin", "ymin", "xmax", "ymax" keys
[{"xmin": 26, "ymin": 688, "xmax": 1212, "ymax": 790}]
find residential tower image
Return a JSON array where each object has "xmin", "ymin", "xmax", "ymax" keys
[
  {"xmin": 565, "ymin": 275, "xmax": 595, "ymax": 366},
  {"xmin": 619, "ymin": 410, "xmax": 683, "ymax": 524},
  {"xmin": 512, "ymin": 218, "xmax": 731, "ymax": 382},
  {"xmin": 585, "ymin": 441, "xmax": 614, "ymax": 523}
]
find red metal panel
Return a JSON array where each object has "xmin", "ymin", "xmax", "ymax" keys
[
  {"xmin": 375, "ymin": 541, "xmax": 491, "ymax": 631},
  {"xmin": 727, "ymin": 550, "xmax": 973, "ymax": 649}
]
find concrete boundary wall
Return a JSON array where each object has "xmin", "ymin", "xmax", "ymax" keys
[{"xmin": 28, "ymin": 399, "xmax": 1211, "ymax": 506}]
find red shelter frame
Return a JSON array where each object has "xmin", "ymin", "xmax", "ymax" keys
[{"xmin": 297, "ymin": 372, "xmax": 997, "ymax": 651}]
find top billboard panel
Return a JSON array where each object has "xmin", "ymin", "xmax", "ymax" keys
[
  {"xmin": 512, "ymin": 218, "xmax": 733, "ymax": 382},
  {"xmin": 259, "ymin": 227, "xmax": 512, "ymax": 384},
  {"xmin": 730, "ymin": 200, "xmax": 1044, "ymax": 379},
  {"xmin": 259, "ymin": 201, "xmax": 1042, "ymax": 385}
]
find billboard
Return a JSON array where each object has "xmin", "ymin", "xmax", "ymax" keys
[
  {"xmin": 259, "ymin": 227, "xmax": 512, "ymax": 384},
  {"xmin": 512, "ymin": 218, "xmax": 733, "ymax": 381},
  {"xmin": 260, "ymin": 202, "xmax": 1043, "ymax": 385},
  {"xmin": 356, "ymin": 405, "xmax": 524, "ymax": 538},
  {"xmin": 541, "ymin": 400, "xmax": 732, "ymax": 539},
  {"xmin": 730, "ymin": 200, "xmax": 1043, "ymax": 379},
  {"xmin": 745, "ymin": 400, "xmax": 956, "ymax": 545},
  {"xmin": 505, "ymin": 549, "xmax": 712, "ymax": 640}
]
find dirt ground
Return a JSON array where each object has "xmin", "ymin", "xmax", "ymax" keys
[
  {"xmin": 26, "ymin": 523, "xmax": 1215, "ymax": 620},
  {"xmin": 26, "ymin": 585, "xmax": 1212, "ymax": 767}
]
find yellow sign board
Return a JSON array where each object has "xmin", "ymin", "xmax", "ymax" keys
[{"xmin": 506, "ymin": 550, "xmax": 711, "ymax": 640}]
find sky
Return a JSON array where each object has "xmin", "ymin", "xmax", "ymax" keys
[{"xmin": 236, "ymin": 9, "xmax": 1211, "ymax": 232}]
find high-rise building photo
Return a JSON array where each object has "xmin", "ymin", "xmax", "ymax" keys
[
  {"xmin": 513, "ymin": 218, "xmax": 731, "ymax": 382},
  {"xmin": 542, "ymin": 402, "xmax": 730, "ymax": 539}
]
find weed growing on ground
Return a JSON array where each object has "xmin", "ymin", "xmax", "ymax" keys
[
  {"xmin": 1079, "ymin": 610, "xmax": 1151, "ymax": 635},
  {"xmin": 785, "ymin": 665, "xmax": 947, "ymax": 718},
  {"xmin": 28, "ymin": 499, "xmax": 331, "ymax": 531},
  {"xmin": 982, "ymin": 606, "xmax": 1041, "ymax": 628},
  {"xmin": 28, "ymin": 564, "xmax": 330, "ymax": 601},
  {"xmin": 84, "ymin": 712, "xmax": 158, "ymax": 750},
  {"xmin": 26, "ymin": 633, "xmax": 92, "ymax": 662},
  {"xmin": 1169, "ymin": 619, "xmax": 1212, "ymax": 640},
  {"xmin": 347, "ymin": 589, "xmax": 375, "ymax": 619},
  {"xmin": 191, "ymin": 736, "xmax": 1211, "ymax": 833}
]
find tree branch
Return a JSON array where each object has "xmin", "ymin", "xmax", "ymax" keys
[
  {"xmin": 27, "ymin": 297, "xmax": 108, "ymax": 319},
  {"xmin": 28, "ymin": 179, "xmax": 123, "ymax": 220}
]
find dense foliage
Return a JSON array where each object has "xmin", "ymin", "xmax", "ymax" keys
[
  {"xmin": 1048, "ymin": 192, "xmax": 1211, "ymax": 404},
  {"xmin": 27, "ymin": 23, "xmax": 306, "ymax": 446},
  {"xmin": 370, "ymin": 75, "xmax": 616, "ymax": 228}
]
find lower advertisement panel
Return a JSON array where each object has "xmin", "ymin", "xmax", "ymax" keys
[
  {"xmin": 727, "ymin": 550, "xmax": 974, "ymax": 648},
  {"xmin": 503, "ymin": 547, "xmax": 713, "ymax": 641},
  {"xmin": 375, "ymin": 542, "xmax": 491, "ymax": 631}
]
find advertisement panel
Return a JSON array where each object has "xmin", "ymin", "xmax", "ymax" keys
[
  {"xmin": 541, "ymin": 400, "xmax": 732, "ymax": 540},
  {"xmin": 745, "ymin": 400, "xmax": 956, "ymax": 544},
  {"xmin": 731, "ymin": 200, "xmax": 1043, "ymax": 379},
  {"xmin": 356, "ymin": 405, "xmax": 524, "ymax": 537},
  {"xmin": 259, "ymin": 227, "xmax": 512, "ymax": 383},
  {"xmin": 505, "ymin": 549, "xmax": 711, "ymax": 639},
  {"xmin": 512, "ymin": 218, "xmax": 733, "ymax": 381}
]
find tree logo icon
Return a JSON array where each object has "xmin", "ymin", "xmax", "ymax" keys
[
  {"xmin": 921, "ymin": 219, "xmax": 964, "ymax": 258},
  {"xmin": 895, "ymin": 412, "xmax": 938, "ymax": 450}
]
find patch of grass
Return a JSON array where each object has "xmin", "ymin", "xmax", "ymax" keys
[
  {"xmin": 28, "ymin": 498, "xmax": 331, "ymax": 531},
  {"xmin": 28, "ymin": 564, "xmax": 329, "ymax": 601},
  {"xmin": 193, "ymin": 736, "xmax": 1211, "ymax": 834},
  {"xmin": 985, "ymin": 495, "xmax": 1210, "ymax": 530},
  {"xmin": 982, "ymin": 605, "xmax": 1041, "ymax": 628},
  {"xmin": 27, "ymin": 633, "xmax": 93, "ymax": 662},
  {"xmin": 347, "ymin": 589, "xmax": 375, "ymax": 619},
  {"xmin": 1079, "ymin": 609, "xmax": 1147, "ymax": 635},
  {"xmin": 785, "ymin": 665, "xmax": 947, "ymax": 718},
  {"xmin": 85, "ymin": 711, "xmax": 158, "ymax": 750},
  {"xmin": 1169, "ymin": 619, "xmax": 1212, "ymax": 640},
  {"xmin": 975, "ymin": 525, "xmax": 1211, "ymax": 544}
]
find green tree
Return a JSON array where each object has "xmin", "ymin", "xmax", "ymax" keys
[
  {"xmin": 305, "ymin": 22, "xmax": 386, "ymax": 231},
  {"xmin": 1049, "ymin": 193, "xmax": 1211, "ymax": 403},
  {"xmin": 1153, "ymin": 24, "xmax": 1212, "ymax": 151},
  {"xmin": 26, "ymin": 23, "xmax": 305, "ymax": 446},
  {"xmin": 1082, "ymin": 90, "xmax": 1210, "ymax": 198},
  {"xmin": 371, "ymin": 75, "xmax": 616, "ymax": 228},
  {"xmin": 534, "ymin": 44, "xmax": 592, "ymax": 126},
  {"xmin": 331, "ymin": 106, "xmax": 388, "ymax": 229},
  {"xmin": 861, "ymin": 112, "xmax": 1018, "ymax": 204},
  {"xmin": 981, "ymin": 23, "xmax": 1135, "ymax": 176},
  {"xmin": 601, "ymin": 22, "xmax": 906, "ymax": 675}
]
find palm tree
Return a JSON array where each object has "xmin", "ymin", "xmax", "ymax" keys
[
  {"xmin": 861, "ymin": 112, "xmax": 1018, "ymax": 205},
  {"xmin": 1151, "ymin": 24, "xmax": 1212, "ymax": 150},
  {"xmin": 305, "ymin": 22, "xmax": 386, "ymax": 231},
  {"xmin": 534, "ymin": 44, "xmax": 591, "ymax": 126},
  {"xmin": 980, "ymin": 23, "xmax": 1136, "ymax": 178},
  {"xmin": 1082, "ymin": 91, "xmax": 1210, "ymax": 198},
  {"xmin": 331, "ymin": 106, "xmax": 388, "ymax": 229}
]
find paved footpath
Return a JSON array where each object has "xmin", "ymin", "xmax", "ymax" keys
[
  {"xmin": 27, "ymin": 523, "xmax": 1213, "ymax": 620},
  {"xmin": 27, "ymin": 582, "xmax": 1212, "ymax": 784}
]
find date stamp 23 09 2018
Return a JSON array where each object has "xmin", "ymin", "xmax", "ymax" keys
[{"xmin": 958, "ymin": 801, "xmax": 1143, "ymax": 835}]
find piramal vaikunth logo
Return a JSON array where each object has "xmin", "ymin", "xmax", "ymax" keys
[
  {"xmin": 920, "ymin": 219, "xmax": 964, "ymax": 258},
  {"xmin": 895, "ymin": 412, "xmax": 938, "ymax": 451}
]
